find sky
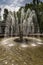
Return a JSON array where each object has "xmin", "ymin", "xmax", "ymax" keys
[
  {"xmin": 0, "ymin": 0, "xmax": 32, "ymax": 12},
  {"xmin": 0, "ymin": 0, "xmax": 43, "ymax": 12}
]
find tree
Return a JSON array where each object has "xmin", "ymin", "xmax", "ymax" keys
[
  {"xmin": 33, "ymin": 0, "xmax": 40, "ymax": 5},
  {"xmin": 3, "ymin": 8, "xmax": 8, "ymax": 21},
  {"xmin": 0, "ymin": 8, "xmax": 2, "ymax": 21},
  {"xmin": 2, "ymin": 9, "xmax": 9, "ymax": 36}
]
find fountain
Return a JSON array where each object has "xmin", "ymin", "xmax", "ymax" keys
[
  {"xmin": 0, "ymin": 4, "xmax": 43, "ymax": 65},
  {"xmin": 2, "ymin": 8, "xmax": 41, "ymax": 44},
  {"xmin": 0, "ymin": 0, "xmax": 43, "ymax": 65}
]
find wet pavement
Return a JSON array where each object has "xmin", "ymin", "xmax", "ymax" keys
[{"xmin": 0, "ymin": 37, "xmax": 43, "ymax": 65}]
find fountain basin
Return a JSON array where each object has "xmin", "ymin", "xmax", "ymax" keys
[
  {"xmin": 1, "ymin": 37, "xmax": 43, "ymax": 47},
  {"xmin": 0, "ymin": 37, "xmax": 43, "ymax": 65}
]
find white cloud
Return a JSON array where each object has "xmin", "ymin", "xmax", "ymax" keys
[
  {"xmin": 2, "ymin": 5, "xmax": 20, "ymax": 12},
  {"xmin": 0, "ymin": 0, "xmax": 24, "ymax": 12}
]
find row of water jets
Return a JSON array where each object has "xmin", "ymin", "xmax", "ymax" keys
[{"xmin": 2, "ymin": 8, "xmax": 40, "ymax": 37}]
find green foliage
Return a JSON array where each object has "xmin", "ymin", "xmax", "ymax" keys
[
  {"xmin": 39, "ymin": 13, "xmax": 43, "ymax": 33},
  {"xmin": 25, "ymin": 3, "xmax": 33, "ymax": 12},
  {"xmin": 17, "ymin": 0, "xmax": 43, "ymax": 33}
]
